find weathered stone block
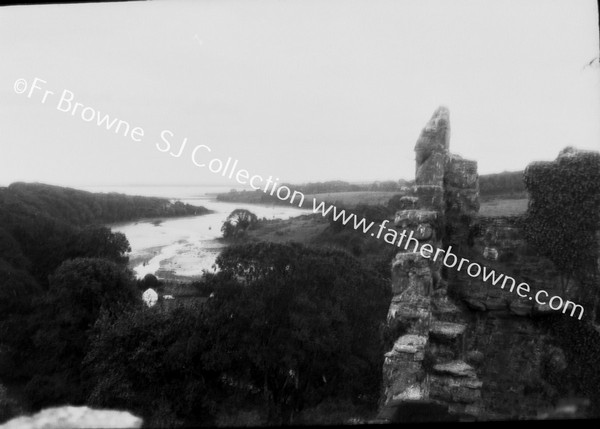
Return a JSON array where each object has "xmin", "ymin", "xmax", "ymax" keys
[
  {"xmin": 387, "ymin": 297, "xmax": 431, "ymax": 327},
  {"xmin": 406, "ymin": 315, "xmax": 433, "ymax": 337},
  {"xmin": 397, "ymin": 196, "xmax": 419, "ymax": 210},
  {"xmin": 391, "ymin": 384, "xmax": 426, "ymax": 401},
  {"xmin": 391, "ymin": 265, "xmax": 432, "ymax": 296},
  {"xmin": 383, "ymin": 355, "xmax": 425, "ymax": 401},
  {"xmin": 392, "ymin": 334, "xmax": 428, "ymax": 354},
  {"xmin": 445, "ymin": 186, "xmax": 480, "ymax": 215},
  {"xmin": 432, "ymin": 385, "xmax": 482, "ymax": 404},
  {"xmin": 433, "ymin": 361, "xmax": 476, "ymax": 378},
  {"xmin": 428, "ymin": 342, "xmax": 458, "ymax": 364},
  {"xmin": 509, "ymin": 301, "xmax": 533, "ymax": 316},
  {"xmin": 415, "ymin": 106, "xmax": 450, "ymax": 165},
  {"xmin": 463, "ymin": 298, "xmax": 487, "ymax": 312},
  {"xmin": 453, "ymin": 387, "xmax": 481, "ymax": 403},
  {"xmin": 416, "ymin": 152, "xmax": 446, "ymax": 187},
  {"xmin": 445, "ymin": 154, "xmax": 478, "ymax": 189},
  {"xmin": 484, "ymin": 298, "xmax": 508, "ymax": 311},
  {"xmin": 395, "ymin": 210, "xmax": 438, "ymax": 227},
  {"xmin": 430, "ymin": 321, "xmax": 467, "ymax": 341},
  {"xmin": 392, "ymin": 251, "xmax": 430, "ymax": 274},
  {"xmin": 415, "ymin": 185, "xmax": 445, "ymax": 210},
  {"xmin": 431, "ymin": 374, "xmax": 483, "ymax": 390},
  {"xmin": 483, "ymin": 247, "xmax": 499, "ymax": 260},
  {"xmin": 430, "ymin": 374, "xmax": 482, "ymax": 404},
  {"xmin": 432, "ymin": 294, "xmax": 466, "ymax": 323},
  {"xmin": 395, "ymin": 224, "xmax": 435, "ymax": 244},
  {"xmin": 387, "ymin": 299, "xmax": 431, "ymax": 327}
]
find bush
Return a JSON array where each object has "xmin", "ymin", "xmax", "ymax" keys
[
  {"xmin": 524, "ymin": 149, "xmax": 600, "ymax": 311},
  {"xmin": 85, "ymin": 305, "xmax": 221, "ymax": 427},
  {"xmin": 209, "ymin": 242, "xmax": 391, "ymax": 424},
  {"xmin": 139, "ymin": 273, "xmax": 159, "ymax": 290}
]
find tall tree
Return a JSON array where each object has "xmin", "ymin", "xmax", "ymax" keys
[
  {"xmin": 221, "ymin": 209, "xmax": 258, "ymax": 238},
  {"xmin": 21, "ymin": 258, "xmax": 140, "ymax": 408}
]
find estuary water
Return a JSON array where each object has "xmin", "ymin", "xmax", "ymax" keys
[{"xmin": 82, "ymin": 185, "xmax": 309, "ymax": 280}]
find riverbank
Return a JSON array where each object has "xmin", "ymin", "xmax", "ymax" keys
[
  {"xmin": 107, "ymin": 212, "xmax": 214, "ymax": 229},
  {"xmin": 113, "ymin": 197, "xmax": 310, "ymax": 281},
  {"xmin": 225, "ymin": 214, "xmax": 329, "ymax": 246},
  {"xmin": 213, "ymin": 197, "xmax": 527, "ymax": 250}
]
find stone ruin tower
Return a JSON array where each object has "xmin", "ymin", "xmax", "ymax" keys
[{"xmin": 379, "ymin": 107, "xmax": 482, "ymax": 421}]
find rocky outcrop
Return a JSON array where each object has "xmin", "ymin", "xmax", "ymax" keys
[{"xmin": 0, "ymin": 406, "xmax": 142, "ymax": 429}]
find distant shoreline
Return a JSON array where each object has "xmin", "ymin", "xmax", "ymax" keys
[
  {"xmin": 106, "ymin": 211, "xmax": 214, "ymax": 229},
  {"xmin": 215, "ymin": 189, "xmax": 400, "ymax": 209}
]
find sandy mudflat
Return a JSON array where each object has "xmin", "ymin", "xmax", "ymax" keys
[{"xmin": 127, "ymin": 245, "xmax": 167, "ymax": 269}]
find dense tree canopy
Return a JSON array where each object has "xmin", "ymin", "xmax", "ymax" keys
[
  {"xmin": 16, "ymin": 258, "xmax": 140, "ymax": 408},
  {"xmin": 0, "ymin": 184, "xmax": 394, "ymax": 426},
  {"xmin": 85, "ymin": 305, "xmax": 219, "ymax": 427},
  {"xmin": 208, "ymin": 242, "xmax": 390, "ymax": 423},
  {"xmin": 1, "ymin": 182, "xmax": 209, "ymax": 226},
  {"xmin": 48, "ymin": 258, "xmax": 139, "ymax": 324},
  {"xmin": 79, "ymin": 242, "xmax": 391, "ymax": 425},
  {"xmin": 0, "ymin": 184, "xmax": 179, "ymax": 413}
]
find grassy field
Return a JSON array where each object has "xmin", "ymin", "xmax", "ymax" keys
[
  {"xmin": 217, "ymin": 188, "xmax": 528, "ymax": 216},
  {"xmin": 303, "ymin": 191, "xmax": 398, "ymax": 209},
  {"xmin": 245, "ymin": 214, "xmax": 328, "ymax": 244},
  {"xmin": 478, "ymin": 198, "xmax": 528, "ymax": 217},
  {"xmin": 220, "ymin": 190, "xmax": 529, "ymax": 248},
  {"xmin": 241, "ymin": 198, "xmax": 528, "ymax": 248},
  {"xmin": 307, "ymin": 194, "xmax": 528, "ymax": 217},
  {"xmin": 216, "ymin": 189, "xmax": 399, "ymax": 209}
]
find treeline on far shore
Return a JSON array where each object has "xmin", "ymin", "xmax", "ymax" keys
[
  {"xmin": 1, "ymin": 182, "xmax": 210, "ymax": 226},
  {"xmin": 0, "ymin": 181, "xmax": 211, "ymax": 308},
  {"xmin": 478, "ymin": 171, "xmax": 527, "ymax": 200},
  {"xmin": 216, "ymin": 171, "xmax": 527, "ymax": 205}
]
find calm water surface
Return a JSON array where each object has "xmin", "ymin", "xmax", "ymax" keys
[{"xmin": 83, "ymin": 185, "xmax": 309, "ymax": 279}]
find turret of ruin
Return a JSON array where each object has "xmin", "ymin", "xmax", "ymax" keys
[{"xmin": 379, "ymin": 107, "xmax": 482, "ymax": 421}]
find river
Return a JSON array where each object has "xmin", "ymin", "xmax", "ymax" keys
[{"xmin": 82, "ymin": 185, "xmax": 310, "ymax": 280}]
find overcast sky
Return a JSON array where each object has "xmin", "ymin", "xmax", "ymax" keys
[{"xmin": 0, "ymin": 0, "xmax": 598, "ymax": 188}]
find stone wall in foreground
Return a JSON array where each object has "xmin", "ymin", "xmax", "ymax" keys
[
  {"xmin": 379, "ymin": 107, "xmax": 483, "ymax": 421},
  {"xmin": 378, "ymin": 107, "xmax": 573, "ymax": 422}
]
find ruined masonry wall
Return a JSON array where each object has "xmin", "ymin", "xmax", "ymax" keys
[
  {"xmin": 379, "ymin": 108, "xmax": 582, "ymax": 422},
  {"xmin": 380, "ymin": 107, "xmax": 483, "ymax": 420}
]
